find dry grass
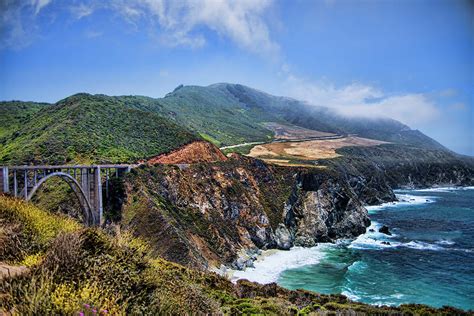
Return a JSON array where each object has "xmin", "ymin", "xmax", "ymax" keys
[{"xmin": 248, "ymin": 136, "xmax": 388, "ymax": 166}]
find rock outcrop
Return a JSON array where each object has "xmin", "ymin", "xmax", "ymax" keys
[
  {"xmin": 147, "ymin": 140, "xmax": 227, "ymax": 164},
  {"xmin": 122, "ymin": 154, "xmax": 370, "ymax": 270}
]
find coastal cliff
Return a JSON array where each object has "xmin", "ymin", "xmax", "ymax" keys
[
  {"xmin": 327, "ymin": 145, "xmax": 474, "ymax": 204},
  {"xmin": 121, "ymin": 141, "xmax": 474, "ymax": 271},
  {"xmin": 121, "ymin": 152, "xmax": 371, "ymax": 270}
]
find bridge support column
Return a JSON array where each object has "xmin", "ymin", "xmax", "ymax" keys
[
  {"xmin": 83, "ymin": 167, "xmax": 103, "ymax": 226},
  {"xmin": 90, "ymin": 167, "xmax": 104, "ymax": 226},
  {"xmin": 0, "ymin": 167, "xmax": 9, "ymax": 194}
]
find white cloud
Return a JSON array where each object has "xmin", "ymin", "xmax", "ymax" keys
[
  {"xmin": 284, "ymin": 75, "xmax": 441, "ymax": 127},
  {"xmin": 118, "ymin": 0, "xmax": 279, "ymax": 55},
  {"xmin": 71, "ymin": 3, "xmax": 96, "ymax": 19},
  {"xmin": 32, "ymin": 0, "xmax": 52, "ymax": 14},
  {"xmin": 2, "ymin": 0, "xmax": 278, "ymax": 57}
]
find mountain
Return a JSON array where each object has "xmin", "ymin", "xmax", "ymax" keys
[
  {"xmin": 0, "ymin": 83, "xmax": 457, "ymax": 165},
  {"xmin": 0, "ymin": 94, "xmax": 197, "ymax": 165},
  {"xmin": 121, "ymin": 83, "xmax": 446, "ymax": 150}
]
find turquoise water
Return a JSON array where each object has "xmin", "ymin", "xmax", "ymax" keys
[{"xmin": 277, "ymin": 188, "xmax": 474, "ymax": 310}]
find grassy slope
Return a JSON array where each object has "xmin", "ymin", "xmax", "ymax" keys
[
  {"xmin": 0, "ymin": 94, "xmax": 198, "ymax": 165},
  {"xmin": 161, "ymin": 83, "xmax": 445, "ymax": 150},
  {"xmin": 0, "ymin": 101, "xmax": 49, "ymax": 139},
  {"xmin": 1, "ymin": 196, "xmax": 469, "ymax": 315},
  {"xmin": 118, "ymin": 85, "xmax": 278, "ymax": 147}
]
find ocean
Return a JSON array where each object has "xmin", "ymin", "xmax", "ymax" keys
[{"xmin": 232, "ymin": 187, "xmax": 474, "ymax": 310}]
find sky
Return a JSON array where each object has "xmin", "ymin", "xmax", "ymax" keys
[{"xmin": 0, "ymin": 0, "xmax": 473, "ymax": 155}]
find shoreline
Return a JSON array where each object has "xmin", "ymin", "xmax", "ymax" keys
[{"xmin": 228, "ymin": 185, "xmax": 474, "ymax": 284}]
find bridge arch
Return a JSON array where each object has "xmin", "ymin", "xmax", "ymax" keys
[{"xmin": 26, "ymin": 172, "xmax": 95, "ymax": 225}]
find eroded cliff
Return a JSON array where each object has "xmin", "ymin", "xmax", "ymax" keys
[{"xmin": 121, "ymin": 153, "xmax": 370, "ymax": 270}]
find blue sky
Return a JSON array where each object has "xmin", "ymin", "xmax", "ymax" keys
[{"xmin": 1, "ymin": 0, "xmax": 473, "ymax": 155}]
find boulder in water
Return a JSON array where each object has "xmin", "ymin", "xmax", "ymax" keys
[{"xmin": 379, "ymin": 225, "xmax": 392, "ymax": 235}]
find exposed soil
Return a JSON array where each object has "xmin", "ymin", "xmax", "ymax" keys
[
  {"xmin": 248, "ymin": 136, "xmax": 388, "ymax": 165},
  {"xmin": 147, "ymin": 140, "xmax": 227, "ymax": 164}
]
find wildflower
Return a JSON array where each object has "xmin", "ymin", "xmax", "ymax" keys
[
  {"xmin": 101, "ymin": 310, "xmax": 108, "ymax": 314},
  {"xmin": 92, "ymin": 309, "xmax": 97, "ymax": 314},
  {"xmin": 79, "ymin": 312, "xmax": 84, "ymax": 316},
  {"xmin": 84, "ymin": 304, "xmax": 90, "ymax": 308}
]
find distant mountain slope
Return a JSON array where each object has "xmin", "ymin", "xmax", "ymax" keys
[
  {"xmin": 117, "ymin": 85, "xmax": 278, "ymax": 147},
  {"xmin": 0, "ymin": 94, "xmax": 197, "ymax": 165},
  {"xmin": 112, "ymin": 83, "xmax": 446, "ymax": 150},
  {"xmin": 0, "ymin": 82, "xmax": 459, "ymax": 165}
]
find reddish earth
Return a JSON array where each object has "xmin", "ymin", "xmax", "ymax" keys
[{"xmin": 147, "ymin": 141, "xmax": 227, "ymax": 165}]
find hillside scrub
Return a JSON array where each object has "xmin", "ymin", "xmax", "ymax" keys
[{"xmin": 0, "ymin": 94, "xmax": 198, "ymax": 165}]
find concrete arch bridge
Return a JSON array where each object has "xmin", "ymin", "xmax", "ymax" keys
[{"xmin": 0, "ymin": 165, "xmax": 131, "ymax": 226}]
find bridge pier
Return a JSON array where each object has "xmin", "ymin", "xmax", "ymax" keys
[
  {"xmin": 0, "ymin": 167, "xmax": 9, "ymax": 193},
  {"xmin": 0, "ymin": 164, "xmax": 131, "ymax": 226}
]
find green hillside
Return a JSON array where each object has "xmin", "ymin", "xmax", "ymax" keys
[
  {"xmin": 117, "ymin": 85, "xmax": 279, "ymax": 147},
  {"xmin": 0, "ymin": 101, "xmax": 49, "ymax": 139},
  {"xmin": 113, "ymin": 83, "xmax": 447, "ymax": 149},
  {"xmin": 0, "ymin": 83, "xmax": 453, "ymax": 165},
  {"xmin": 0, "ymin": 94, "xmax": 197, "ymax": 165}
]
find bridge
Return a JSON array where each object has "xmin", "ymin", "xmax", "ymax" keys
[{"xmin": 0, "ymin": 165, "xmax": 132, "ymax": 226}]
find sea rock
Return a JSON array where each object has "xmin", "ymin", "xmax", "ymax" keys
[
  {"xmin": 274, "ymin": 224, "xmax": 292, "ymax": 250},
  {"xmin": 379, "ymin": 225, "xmax": 392, "ymax": 235}
]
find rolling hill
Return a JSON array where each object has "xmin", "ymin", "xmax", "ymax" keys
[
  {"xmin": 0, "ymin": 83, "xmax": 465, "ymax": 166},
  {"xmin": 0, "ymin": 93, "xmax": 197, "ymax": 165}
]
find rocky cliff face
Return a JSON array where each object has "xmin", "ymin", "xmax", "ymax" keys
[
  {"xmin": 326, "ymin": 145, "xmax": 474, "ymax": 204},
  {"xmin": 121, "ymin": 153, "xmax": 370, "ymax": 270}
]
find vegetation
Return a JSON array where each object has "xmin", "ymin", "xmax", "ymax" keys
[
  {"xmin": 1, "ymin": 197, "xmax": 471, "ymax": 315},
  {"xmin": 0, "ymin": 94, "xmax": 198, "ymax": 165},
  {"xmin": 0, "ymin": 195, "xmax": 80, "ymax": 263},
  {"xmin": 0, "ymin": 101, "xmax": 49, "ymax": 139}
]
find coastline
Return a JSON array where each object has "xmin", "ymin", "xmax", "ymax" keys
[{"xmin": 228, "ymin": 185, "xmax": 474, "ymax": 306}]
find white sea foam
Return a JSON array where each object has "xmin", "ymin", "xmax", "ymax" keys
[
  {"xmin": 341, "ymin": 289, "xmax": 361, "ymax": 301},
  {"xmin": 404, "ymin": 241, "xmax": 444, "ymax": 251},
  {"xmin": 230, "ymin": 245, "xmax": 330, "ymax": 284},
  {"xmin": 365, "ymin": 194, "xmax": 434, "ymax": 214},
  {"xmin": 435, "ymin": 239, "xmax": 455, "ymax": 246},
  {"xmin": 416, "ymin": 186, "xmax": 474, "ymax": 193},
  {"xmin": 349, "ymin": 220, "xmax": 399, "ymax": 250}
]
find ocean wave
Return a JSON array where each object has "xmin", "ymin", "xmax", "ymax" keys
[
  {"xmin": 416, "ymin": 186, "xmax": 474, "ymax": 193},
  {"xmin": 229, "ymin": 245, "xmax": 330, "ymax": 284},
  {"xmin": 350, "ymin": 235, "xmax": 474, "ymax": 253},
  {"xmin": 347, "ymin": 260, "xmax": 368, "ymax": 273},
  {"xmin": 366, "ymin": 194, "xmax": 434, "ymax": 213},
  {"xmin": 435, "ymin": 239, "xmax": 455, "ymax": 246},
  {"xmin": 404, "ymin": 241, "xmax": 444, "ymax": 251},
  {"xmin": 341, "ymin": 289, "xmax": 361, "ymax": 301}
]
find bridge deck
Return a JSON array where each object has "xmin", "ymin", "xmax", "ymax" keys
[{"xmin": 8, "ymin": 164, "xmax": 133, "ymax": 170}]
